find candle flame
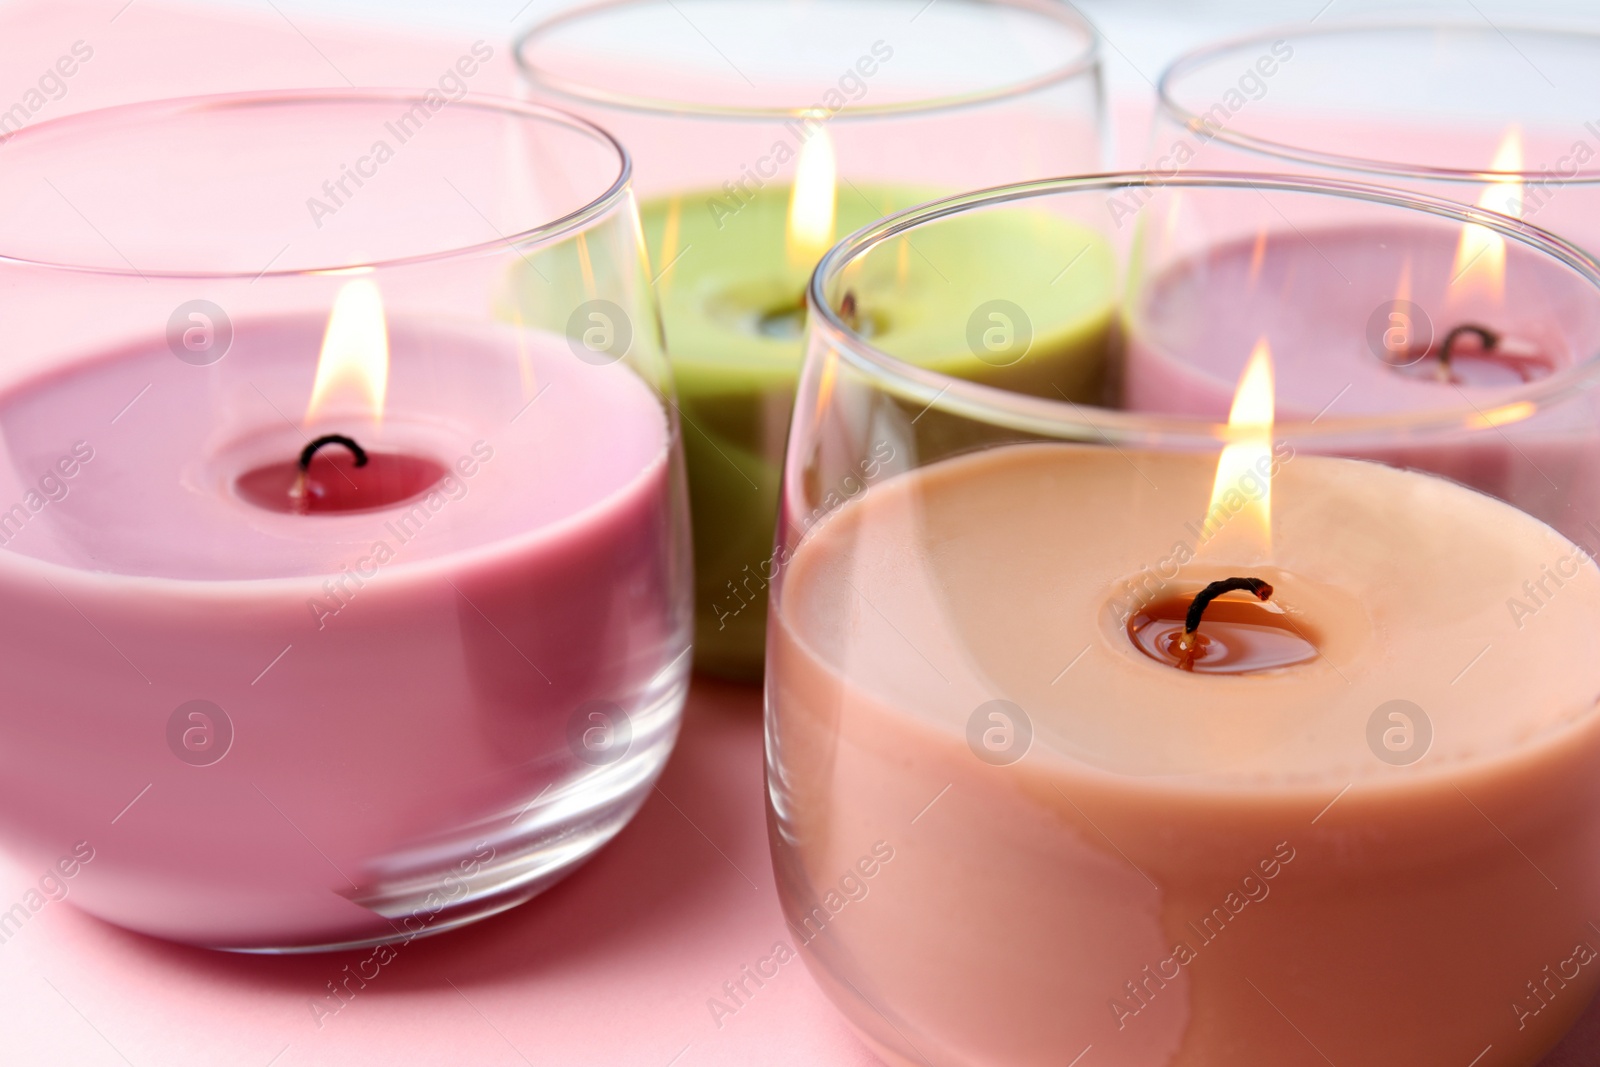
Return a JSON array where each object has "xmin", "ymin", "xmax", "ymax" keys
[
  {"xmin": 1246, "ymin": 229, "xmax": 1268, "ymax": 287},
  {"xmin": 657, "ymin": 196, "xmax": 683, "ymax": 293},
  {"xmin": 305, "ymin": 279, "xmax": 389, "ymax": 426},
  {"xmin": 1203, "ymin": 339, "xmax": 1275, "ymax": 561},
  {"xmin": 1394, "ymin": 257, "xmax": 1412, "ymax": 305},
  {"xmin": 1473, "ymin": 400, "xmax": 1536, "ymax": 429},
  {"xmin": 1452, "ymin": 127, "xmax": 1523, "ymax": 303},
  {"xmin": 811, "ymin": 348, "xmax": 840, "ymax": 434},
  {"xmin": 787, "ymin": 123, "xmax": 837, "ymax": 269}
]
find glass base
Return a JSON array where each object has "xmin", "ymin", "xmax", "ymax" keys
[
  {"xmin": 217, "ymin": 885, "xmax": 548, "ymax": 955},
  {"xmin": 207, "ymin": 671, "xmax": 687, "ymax": 955}
]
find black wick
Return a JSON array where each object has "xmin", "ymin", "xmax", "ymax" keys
[
  {"xmin": 299, "ymin": 434, "xmax": 368, "ymax": 472},
  {"xmin": 1437, "ymin": 324, "xmax": 1500, "ymax": 369},
  {"xmin": 840, "ymin": 290, "xmax": 861, "ymax": 332},
  {"xmin": 1175, "ymin": 577, "xmax": 1274, "ymax": 655}
]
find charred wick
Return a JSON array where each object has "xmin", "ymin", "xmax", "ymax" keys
[
  {"xmin": 300, "ymin": 434, "xmax": 369, "ymax": 472},
  {"xmin": 840, "ymin": 290, "xmax": 860, "ymax": 332},
  {"xmin": 1175, "ymin": 577, "xmax": 1275, "ymax": 658},
  {"xmin": 1437, "ymin": 324, "xmax": 1499, "ymax": 369}
]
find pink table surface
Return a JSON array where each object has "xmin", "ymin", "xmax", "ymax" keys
[
  {"xmin": 3, "ymin": 1, "xmax": 1600, "ymax": 1064},
  {"xmin": 0, "ymin": 4, "xmax": 872, "ymax": 1064},
  {"xmin": 0, "ymin": 0, "xmax": 521, "ymax": 114},
  {"xmin": 0, "ymin": 678, "xmax": 878, "ymax": 1067}
]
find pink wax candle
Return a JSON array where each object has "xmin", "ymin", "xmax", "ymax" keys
[{"xmin": 0, "ymin": 293, "xmax": 689, "ymax": 950}]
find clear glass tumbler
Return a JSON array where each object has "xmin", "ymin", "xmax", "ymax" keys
[
  {"xmin": 517, "ymin": 0, "xmax": 1106, "ymax": 679},
  {"xmin": 0, "ymin": 90, "xmax": 692, "ymax": 952},
  {"xmin": 768, "ymin": 173, "xmax": 1600, "ymax": 1065},
  {"xmin": 1152, "ymin": 24, "xmax": 1600, "ymax": 256}
]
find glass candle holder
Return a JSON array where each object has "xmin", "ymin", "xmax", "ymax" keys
[
  {"xmin": 516, "ymin": 0, "xmax": 1105, "ymax": 680},
  {"xmin": 0, "ymin": 91, "xmax": 692, "ymax": 952},
  {"xmin": 1153, "ymin": 23, "xmax": 1600, "ymax": 256},
  {"xmin": 768, "ymin": 173, "xmax": 1600, "ymax": 1065}
]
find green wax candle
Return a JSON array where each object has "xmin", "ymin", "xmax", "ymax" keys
[
  {"xmin": 509, "ymin": 183, "xmax": 1116, "ymax": 681},
  {"xmin": 646, "ymin": 183, "xmax": 1115, "ymax": 680}
]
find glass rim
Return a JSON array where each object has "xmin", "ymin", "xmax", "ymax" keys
[
  {"xmin": 0, "ymin": 89, "xmax": 634, "ymax": 281},
  {"xmin": 1157, "ymin": 20, "xmax": 1600, "ymax": 185},
  {"xmin": 513, "ymin": 0, "xmax": 1100, "ymax": 121},
  {"xmin": 807, "ymin": 169, "xmax": 1600, "ymax": 447}
]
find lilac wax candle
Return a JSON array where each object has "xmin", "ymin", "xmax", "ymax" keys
[{"xmin": 1124, "ymin": 220, "xmax": 1600, "ymax": 541}]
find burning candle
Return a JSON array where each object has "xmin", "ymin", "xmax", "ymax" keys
[
  {"xmin": 1123, "ymin": 133, "xmax": 1600, "ymax": 538},
  {"xmin": 646, "ymin": 133, "xmax": 1113, "ymax": 678},
  {"xmin": 235, "ymin": 284, "xmax": 448, "ymax": 515},
  {"xmin": 514, "ymin": 0, "xmax": 1109, "ymax": 681},
  {"xmin": 525, "ymin": 128, "xmax": 1117, "ymax": 679},
  {"xmin": 0, "ymin": 91, "xmax": 692, "ymax": 951},
  {"xmin": 0, "ymin": 280, "xmax": 688, "ymax": 950},
  {"xmin": 771, "ymin": 343, "xmax": 1600, "ymax": 1063}
]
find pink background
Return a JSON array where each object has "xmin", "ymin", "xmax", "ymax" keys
[
  {"xmin": 0, "ymin": 3, "xmax": 869, "ymax": 1063},
  {"xmin": 0, "ymin": 1, "xmax": 1597, "ymax": 1063}
]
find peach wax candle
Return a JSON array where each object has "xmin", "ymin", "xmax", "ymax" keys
[{"xmin": 768, "ymin": 345, "xmax": 1600, "ymax": 1065}]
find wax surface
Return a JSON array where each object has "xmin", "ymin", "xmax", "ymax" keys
[
  {"xmin": 1126, "ymin": 224, "xmax": 1600, "ymax": 420},
  {"xmin": 768, "ymin": 443, "xmax": 1600, "ymax": 1065},
  {"xmin": 0, "ymin": 318, "xmax": 690, "ymax": 949},
  {"xmin": 0, "ymin": 317, "xmax": 665, "ymax": 577},
  {"xmin": 636, "ymin": 184, "xmax": 1116, "ymax": 678},
  {"xmin": 1125, "ymin": 223, "xmax": 1600, "ymax": 545}
]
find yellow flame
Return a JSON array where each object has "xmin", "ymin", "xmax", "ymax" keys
[
  {"xmin": 575, "ymin": 232, "xmax": 598, "ymax": 299},
  {"xmin": 510, "ymin": 302, "xmax": 536, "ymax": 403},
  {"xmin": 1205, "ymin": 338, "xmax": 1275, "ymax": 560},
  {"xmin": 1472, "ymin": 400, "xmax": 1536, "ymax": 429},
  {"xmin": 305, "ymin": 279, "xmax": 389, "ymax": 425},
  {"xmin": 1246, "ymin": 229, "xmax": 1268, "ymax": 287},
  {"xmin": 1452, "ymin": 127, "xmax": 1523, "ymax": 303},
  {"xmin": 657, "ymin": 196, "xmax": 683, "ymax": 292},
  {"xmin": 811, "ymin": 348, "xmax": 840, "ymax": 434},
  {"xmin": 1376, "ymin": 258, "xmax": 1415, "ymax": 363},
  {"xmin": 787, "ymin": 124, "xmax": 837, "ymax": 268}
]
